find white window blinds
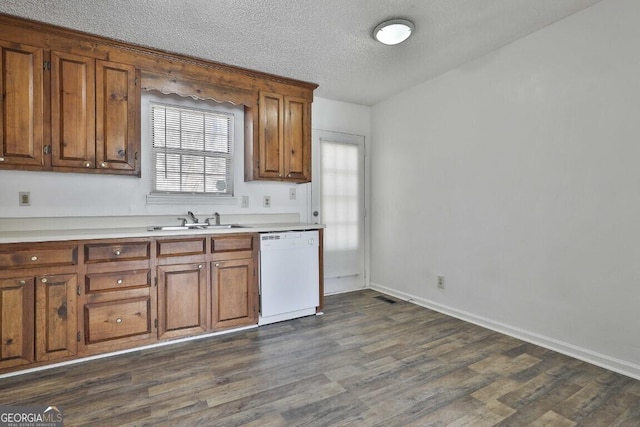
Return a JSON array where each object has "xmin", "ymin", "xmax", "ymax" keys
[{"xmin": 151, "ymin": 104, "xmax": 233, "ymax": 196}]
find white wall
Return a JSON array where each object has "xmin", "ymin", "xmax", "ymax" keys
[
  {"xmin": 0, "ymin": 93, "xmax": 307, "ymax": 220},
  {"xmin": 370, "ymin": 0, "xmax": 640, "ymax": 378},
  {"xmin": 312, "ymin": 97, "xmax": 371, "ymax": 138}
]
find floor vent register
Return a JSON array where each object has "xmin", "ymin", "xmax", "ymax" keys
[{"xmin": 374, "ymin": 295, "xmax": 397, "ymax": 304}]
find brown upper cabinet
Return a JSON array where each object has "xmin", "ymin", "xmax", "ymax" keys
[
  {"xmin": 51, "ymin": 54, "xmax": 139, "ymax": 174},
  {"xmin": 0, "ymin": 13, "xmax": 316, "ymax": 181},
  {"xmin": 0, "ymin": 41, "xmax": 45, "ymax": 168},
  {"xmin": 0, "ymin": 41, "xmax": 141, "ymax": 176},
  {"xmin": 250, "ymin": 92, "xmax": 311, "ymax": 183}
]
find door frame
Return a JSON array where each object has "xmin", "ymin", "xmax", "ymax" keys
[{"xmin": 310, "ymin": 128, "xmax": 369, "ymax": 294}]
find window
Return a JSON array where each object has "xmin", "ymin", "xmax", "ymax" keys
[
  {"xmin": 321, "ymin": 140, "xmax": 360, "ymax": 251},
  {"xmin": 151, "ymin": 103, "xmax": 233, "ymax": 196}
]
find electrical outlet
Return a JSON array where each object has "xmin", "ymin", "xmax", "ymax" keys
[
  {"xmin": 437, "ymin": 275, "xmax": 445, "ymax": 289},
  {"xmin": 241, "ymin": 195, "xmax": 249, "ymax": 208},
  {"xmin": 289, "ymin": 188, "xmax": 296, "ymax": 200},
  {"xmin": 19, "ymin": 192, "xmax": 31, "ymax": 206},
  {"xmin": 263, "ymin": 195, "xmax": 271, "ymax": 208}
]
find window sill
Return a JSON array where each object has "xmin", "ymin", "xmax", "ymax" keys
[{"xmin": 146, "ymin": 193, "xmax": 237, "ymax": 205}]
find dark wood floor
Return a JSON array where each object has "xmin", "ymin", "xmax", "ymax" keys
[{"xmin": 1, "ymin": 289, "xmax": 639, "ymax": 426}]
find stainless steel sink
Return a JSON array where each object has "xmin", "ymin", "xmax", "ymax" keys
[{"xmin": 147, "ymin": 224, "xmax": 246, "ymax": 231}]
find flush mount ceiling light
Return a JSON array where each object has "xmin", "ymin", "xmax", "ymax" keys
[{"xmin": 373, "ymin": 19, "xmax": 415, "ymax": 45}]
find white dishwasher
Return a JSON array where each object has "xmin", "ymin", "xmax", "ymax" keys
[{"xmin": 259, "ymin": 230, "xmax": 320, "ymax": 325}]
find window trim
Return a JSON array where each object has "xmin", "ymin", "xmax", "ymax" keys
[
  {"xmin": 150, "ymin": 101, "xmax": 235, "ymax": 197},
  {"xmin": 142, "ymin": 91, "xmax": 245, "ymax": 206}
]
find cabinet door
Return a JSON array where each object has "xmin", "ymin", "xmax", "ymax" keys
[
  {"xmin": 96, "ymin": 60, "xmax": 139, "ymax": 175},
  {"xmin": 258, "ymin": 91, "xmax": 284, "ymax": 179},
  {"xmin": 0, "ymin": 277, "xmax": 34, "ymax": 369},
  {"xmin": 211, "ymin": 258, "xmax": 257, "ymax": 330},
  {"xmin": 283, "ymin": 96, "xmax": 311, "ymax": 182},
  {"xmin": 157, "ymin": 263, "xmax": 208, "ymax": 339},
  {"xmin": 0, "ymin": 41, "xmax": 44, "ymax": 167},
  {"xmin": 35, "ymin": 273, "xmax": 78, "ymax": 361},
  {"xmin": 51, "ymin": 51, "xmax": 96, "ymax": 169}
]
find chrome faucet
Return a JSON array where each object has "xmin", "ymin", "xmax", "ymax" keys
[
  {"xmin": 206, "ymin": 212, "xmax": 221, "ymax": 226},
  {"xmin": 187, "ymin": 211, "xmax": 199, "ymax": 224}
]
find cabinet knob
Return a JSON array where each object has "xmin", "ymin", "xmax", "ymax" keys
[
  {"xmin": 198, "ymin": 264, "xmax": 203, "ymax": 269},
  {"xmin": 84, "ymin": 161, "xmax": 91, "ymax": 168},
  {"xmin": 100, "ymin": 162, "xmax": 107, "ymax": 168},
  {"xmin": 114, "ymin": 250, "xmax": 122, "ymax": 256},
  {"xmin": 0, "ymin": 157, "xmax": 4, "ymax": 162},
  {"xmin": 116, "ymin": 318, "xmax": 123, "ymax": 324},
  {"xmin": 116, "ymin": 279, "xmax": 124, "ymax": 285},
  {"xmin": 31, "ymin": 256, "xmax": 38, "ymax": 261},
  {"xmin": 41, "ymin": 278, "xmax": 48, "ymax": 283},
  {"xmin": 19, "ymin": 280, "xmax": 26, "ymax": 285}
]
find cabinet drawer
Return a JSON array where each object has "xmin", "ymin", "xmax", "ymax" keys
[
  {"xmin": 211, "ymin": 235, "xmax": 254, "ymax": 253},
  {"xmin": 84, "ymin": 296, "xmax": 151, "ymax": 344},
  {"xmin": 0, "ymin": 245, "xmax": 78, "ymax": 269},
  {"xmin": 85, "ymin": 269, "xmax": 151, "ymax": 293},
  {"xmin": 85, "ymin": 242, "xmax": 150, "ymax": 263},
  {"xmin": 157, "ymin": 238, "xmax": 206, "ymax": 257}
]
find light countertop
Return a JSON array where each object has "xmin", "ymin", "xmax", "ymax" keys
[{"xmin": 0, "ymin": 222, "xmax": 324, "ymax": 244}]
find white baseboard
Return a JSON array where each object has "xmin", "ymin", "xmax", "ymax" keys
[{"xmin": 369, "ymin": 282, "xmax": 640, "ymax": 381}]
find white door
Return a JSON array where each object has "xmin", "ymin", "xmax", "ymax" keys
[{"xmin": 311, "ymin": 130, "xmax": 365, "ymax": 294}]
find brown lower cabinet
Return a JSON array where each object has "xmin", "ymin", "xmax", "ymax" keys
[
  {"xmin": 0, "ymin": 232, "xmax": 261, "ymax": 375},
  {"xmin": 0, "ymin": 277, "xmax": 35, "ymax": 370},
  {"xmin": 0, "ymin": 272, "xmax": 78, "ymax": 370},
  {"xmin": 35, "ymin": 273, "xmax": 78, "ymax": 361},
  {"xmin": 211, "ymin": 234, "xmax": 259, "ymax": 330},
  {"xmin": 212, "ymin": 258, "xmax": 257, "ymax": 330},
  {"xmin": 157, "ymin": 262, "xmax": 208, "ymax": 340},
  {"xmin": 80, "ymin": 254, "xmax": 156, "ymax": 355}
]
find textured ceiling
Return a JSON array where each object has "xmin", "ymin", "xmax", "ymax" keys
[{"xmin": 0, "ymin": 0, "xmax": 603, "ymax": 105}]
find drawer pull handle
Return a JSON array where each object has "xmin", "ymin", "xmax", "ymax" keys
[
  {"xmin": 198, "ymin": 264, "xmax": 203, "ymax": 269},
  {"xmin": 114, "ymin": 250, "xmax": 122, "ymax": 256},
  {"xmin": 19, "ymin": 280, "xmax": 26, "ymax": 285},
  {"xmin": 31, "ymin": 256, "xmax": 38, "ymax": 261},
  {"xmin": 0, "ymin": 157, "xmax": 4, "ymax": 162},
  {"xmin": 100, "ymin": 162, "xmax": 107, "ymax": 168},
  {"xmin": 117, "ymin": 279, "xmax": 124, "ymax": 285},
  {"xmin": 41, "ymin": 278, "xmax": 48, "ymax": 283},
  {"xmin": 215, "ymin": 263, "xmax": 220, "ymax": 267},
  {"xmin": 116, "ymin": 318, "xmax": 123, "ymax": 324},
  {"xmin": 84, "ymin": 161, "xmax": 91, "ymax": 168}
]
